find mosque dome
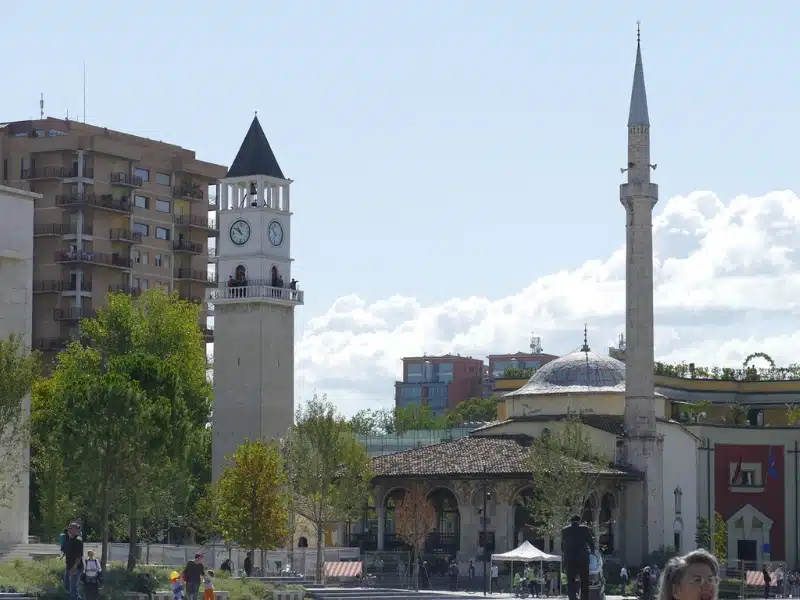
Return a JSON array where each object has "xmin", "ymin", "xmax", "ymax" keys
[{"xmin": 505, "ymin": 342, "xmax": 626, "ymax": 397}]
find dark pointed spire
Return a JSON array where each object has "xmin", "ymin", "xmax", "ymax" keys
[
  {"xmin": 226, "ymin": 115, "xmax": 285, "ymax": 179},
  {"xmin": 627, "ymin": 21, "xmax": 650, "ymax": 127}
]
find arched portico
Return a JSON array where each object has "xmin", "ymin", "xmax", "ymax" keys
[{"xmin": 427, "ymin": 487, "xmax": 460, "ymax": 555}]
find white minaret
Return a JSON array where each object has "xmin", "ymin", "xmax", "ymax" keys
[
  {"xmin": 211, "ymin": 115, "xmax": 303, "ymax": 482},
  {"xmin": 620, "ymin": 26, "xmax": 665, "ymax": 561}
]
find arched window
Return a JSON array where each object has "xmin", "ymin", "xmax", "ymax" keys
[
  {"xmin": 271, "ymin": 265, "xmax": 278, "ymax": 286},
  {"xmin": 674, "ymin": 487, "xmax": 682, "ymax": 515},
  {"xmin": 298, "ymin": 536, "xmax": 308, "ymax": 548},
  {"xmin": 235, "ymin": 265, "xmax": 246, "ymax": 282}
]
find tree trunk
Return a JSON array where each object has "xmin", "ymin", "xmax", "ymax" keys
[
  {"xmin": 127, "ymin": 497, "xmax": 139, "ymax": 572},
  {"xmin": 100, "ymin": 486, "xmax": 110, "ymax": 569},
  {"xmin": 315, "ymin": 521, "xmax": 325, "ymax": 584}
]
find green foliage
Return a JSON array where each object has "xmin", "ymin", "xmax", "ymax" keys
[
  {"xmin": 0, "ymin": 558, "xmax": 296, "ymax": 599},
  {"xmin": 213, "ymin": 439, "xmax": 288, "ymax": 551},
  {"xmin": 0, "ymin": 333, "xmax": 40, "ymax": 510},
  {"xmin": 446, "ymin": 396, "xmax": 497, "ymax": 425},
  {"xmin": 394, "ymin": 405, "xmax": 448, "ymax": 433},
  {"xmin": 524, "ymin": 413, "xmax": 604, "ymax": 538},
  {"xmin": 727, "ymin": 404, "xmax": 749, "ymax": 425},
  {"xmin": 286, "ymin": 394, "xmax": 372, "ymax": 582},
  {"xmin": 714, "ymin": 511, "xmax": 727, "ymax": 559},
  {"xmin": 503, "ymin": 367, "xmax": 535, "ymax": 379},
  {"xmin": 695, "ymin": 516, "xmax": 711, "ymax": 550},
  {"xmin": 644, "ymin": 546, "xmax": 679, "ymax": 568},
  {"xmin": 654, "ymin": 359, "xmax": 800, "ymax": 381},
  {"xmin": 30, "ymin": 289, "xmax": 211, "ymax": 567},
  {"xmin": 348, "ymin": 408, "xmax": 395, "ymax": 435},
  {"xmin": 786, "ymin": 404, "xmax": 800, "ymax": 426}
]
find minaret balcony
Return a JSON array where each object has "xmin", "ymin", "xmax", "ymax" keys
[{"xmin": 212, "ymin": 282, "xmax": 304, "ymax": 307}]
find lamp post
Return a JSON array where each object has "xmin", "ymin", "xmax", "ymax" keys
[{"xmin": 477, "ymin": 467, "xmax": 492, "ymax": 596}]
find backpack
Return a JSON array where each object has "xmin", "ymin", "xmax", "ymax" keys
[{"xmin": 84, "ymin": 559, "xmax": 100, "ymax": 584}]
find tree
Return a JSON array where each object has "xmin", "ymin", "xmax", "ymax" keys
[
  {"xmin": 393, "ymin": 483, "xmax": 436, "ymax": 591},
  {"xmin": 713, "ymin": 512, "xmax": 727, "ymax": 559},
  {"xmin": 503, "ymin": 367, "xmax": 535, "ymax": 379},
  {"xmin": 394, "ymin": 405, "xmax": 448, "ymax": 433},
  {"xmin": 786, "ymin": 404, "xmax": 800, "ymax": 426},
  {"xmin": 286, "ymin": 394, "xmax": 372, "ymax": 584},
  {"xmin": 524, "ymin": 413, "xmax": 603, "ymax": 538},
  {"xmin": 0, "ymin": 334, "xmax": 40, "ymax": 519},
  {"xmin": 446, "ymin": 397, "xmax": 497, "ymax": 425},
  {"xmin": 695, "ymin": 516, "xmax": 711, "ymax": 550},
  {"xmin": 213, "ymin": 440, "xmax": 288, "ymax": 553},
  {"xmin": 348, "ymin": 408, "xmax": 395, "ymax": 435},
  {"xmin": 31, "ymin": 290, "xmax": 210, "ymax": 568}
]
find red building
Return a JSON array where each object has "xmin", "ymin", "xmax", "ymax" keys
[{"xmin": 394, "ymin": 354, "xmax": 484, "ymax": 414}]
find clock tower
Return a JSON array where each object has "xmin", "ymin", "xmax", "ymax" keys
[{"xmin": 211, "ymin": 115, "xmax": 303, "ymax": 482}]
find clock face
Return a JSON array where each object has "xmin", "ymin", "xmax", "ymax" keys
[
  {"xmin": 229, "ymin": 219, "xmax": 251, "ymax": 246},
  {"xmin": 268, "ymin": 220, "xmax": 284, "ymax": 246}
]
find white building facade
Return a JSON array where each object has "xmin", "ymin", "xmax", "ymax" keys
[{"xmin": 0, "ymin": 184, "xmax": 38, "ymax": 546}]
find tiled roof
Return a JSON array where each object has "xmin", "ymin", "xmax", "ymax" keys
[
  {"xmin": 472, "ymin": 414, "xmax": 628, "ymax": 436},
  {"xmin": 370, "ymin": 435, "xmax": 639, "ymax": 479}
]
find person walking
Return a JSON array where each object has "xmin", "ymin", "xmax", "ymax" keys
[
  {"xmin": 82, "ymin": 550, "xmax": 102, "ymax": 600},
  {"xmin": 63, "ymin": 522, "xmax": 84, "ymax": 600},
  {"xmin": 560, "ymin": 515, "xmax": 595, "ymax": 600},
  {"xmin": 620, "ymin": 565, "xmax": 629, "ymax": 597},
  {"xmin": 182, "ymin": 553, "xmax": 206, "ymax": 600}
]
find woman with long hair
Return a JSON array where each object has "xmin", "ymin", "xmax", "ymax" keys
[{"xmin": 656, "ymin": 550, "xmax": 719, "ymax": 600}]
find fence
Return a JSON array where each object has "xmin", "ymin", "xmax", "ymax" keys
[
  {"xmin": 718, "ymin": 560, "xmax": 787, "ymax": 599},
  {"xmin": 361, "ymin": 551, "xmax": 412, "ymax": 589}
]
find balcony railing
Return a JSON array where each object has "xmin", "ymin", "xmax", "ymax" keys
[
  {"xmin": 174, "ymin": 268, "xmax": 216, "ymax": 284},
  {"xmin": 173, "ymin": 240, "xmax": 204, "ymax": 254},
  {"xmin": 109, "ymin": 228, "xmax": 143, "ymax": 243},
  {"xmin": 55, "ymin": 194, "xmax": 132, "ymax": 214},
  {"xmin": 53, "ymin": 307, "xmax": 95, "ymax": 321},
  {"xmin": 213, "ymin": 284, "xmax": 304, "ymax": 304},
  {"xmin": 22, "ymin": 166, "xmax": 93, "ymax": 179},
  {"xmin": 110, "ymin": 172, "xmax": 143, "ymax": 187},
  {"xmin": 201, "ymin": 326, "xmax": 214, "ymax": 341},
  {"xmin": 173, "ymin": 185, "xmax": 204, "ymax": 201},
  {"xmin": 174, "ymin": 214, "xmax": 217, "ymax": 231},
  {"xmin": 33, "ymin": 280, "xmax": 91, "ymax": 293},
  {"xmin": 34, "ymin": 223, "xmax": 93, "ymax": 236},
  {"xmin": 54, "ymin": 250, "xmax": 133, "ymax": 269},
  {"xmin": 33, "ymin": 338, "xmax": 69, "ymax": 351},
  {"xmin": 108, "ymin": 284, "xmax": 142, "ymax": 296}
]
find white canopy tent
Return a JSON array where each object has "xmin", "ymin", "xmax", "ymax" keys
[{"xmin": 491, "ymin": 540, "xmax": 561, "ymax": 562}]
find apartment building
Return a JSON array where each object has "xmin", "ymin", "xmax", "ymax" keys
[
  {"xmin": 0, "ymin": 117, "xmax": 226, "ymax": 357},
  {"xmin": 394, "ymin": 354, "xmax": 484, "ymax": 414}
]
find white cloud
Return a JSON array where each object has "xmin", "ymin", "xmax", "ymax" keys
[{"xmin": 296, "ymin": 191, "xmax": 800, "ymax": 415}]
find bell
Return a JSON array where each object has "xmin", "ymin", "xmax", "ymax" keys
[{"xmin": 250, "ymin": 182, "xmax": 257, "ymax": 196}]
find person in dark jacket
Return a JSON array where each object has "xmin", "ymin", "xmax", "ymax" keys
[
  {"xmin": 244, "ymin": 552, "xmax": 253, "ymax": 577},
  {"xmin": 561, "ymin": 515, "xmax": 595, "ymax": 600},
  {"xmin": 182, "ymin": 553, "xmax": 205, "ymax": 600}
]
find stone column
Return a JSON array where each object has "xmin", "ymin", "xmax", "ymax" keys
[{"xmin": 377, "ymin": 505, "xmax": 385, "ymax": 551}]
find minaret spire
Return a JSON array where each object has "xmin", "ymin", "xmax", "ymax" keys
[{"xmin": 628, "ymin": 22, "xmax": 650, "ymax": 127}]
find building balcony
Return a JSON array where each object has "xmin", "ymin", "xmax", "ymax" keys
[
  {"xmin": 55, "ymin": 193, "xmax": 132, "ymax": 214},
  {"xmin": 108, "ymin": 284, "xmax": 142, "ymax": 297},
  {"xmin": 109, "ymin": 228, "xmax": 143, "ymax": 243},
  {"xmin": 174, "ymin": 214, "xmax": 218, "ymax": 234},
  {"xmin": 110, "ymin": 172, "xmax": 143, "ymax": 188},
  {"xmin": 173, "ymin": 239, "xmax": 204, "ymax": 254},
  {"xmin": 34, "ymin": 223, "xmax": 93, "ymax": 236},
  {"xmin": 53, "ymin": 307, "xmax": 96, "ymax": 322},
  {"xmin": 201, "ymin": 325, "xmax": 214, "ymax": 342},
  {"xmin": 22, "ymin": 166, "xmax": 93, "ymax": 180},
  {"xmin": 212, "ymin": 283, "xmax": 304, "ymax": 306},
  {"xmin": 172, "ymin": 185, "xmax": 204, "ymax": 201},
  {"xmin": 174, "ymin": 268, "xmax": 216, "ymax": 285},
  {"xmin": 33, "ymin": 338, "xmax": 69, "ymax": 351},
  {"xmin": 54, "ymin": 249, "xmax": 132, "ymax": 269},
  {"xmin": 33, "ymin": 279, "xmax": 91, "ymax": 294}
]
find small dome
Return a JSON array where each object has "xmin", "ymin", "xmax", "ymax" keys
[{"xmin": 505, "ymin": 349, "xmax": 626, "ymax": 396}]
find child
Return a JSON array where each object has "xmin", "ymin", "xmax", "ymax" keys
[
  {"xmin": 82, "ymin": 550, "xmax": 102, "ymax": 600},
  {"xmin": 171, "ymin": 571, "xmax": 185, "ymax": 600},
  {"xmin": 203, "ymin": 569, "xmax": 215, "ymax": 600}
]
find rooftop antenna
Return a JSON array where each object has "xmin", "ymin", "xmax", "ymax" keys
[
  {"xmin": 83, "ymin": 62, "xmax": 86, "ymax": 124},
  {"xmin": 40, "ymin": 93, "xmax": 44, "ymax": 119}
]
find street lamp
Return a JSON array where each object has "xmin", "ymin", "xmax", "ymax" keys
[{"xmin": 476, "ymin": 469, "xmax": 492, "ymax": 596}]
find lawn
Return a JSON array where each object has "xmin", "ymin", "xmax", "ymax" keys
[{"xmin": 0, "ymin": 559, "xmax": 303, "ymax": 600}]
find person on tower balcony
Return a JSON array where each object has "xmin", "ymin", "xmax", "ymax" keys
[{"xmin": 561, "ymin": 515, "xmax": 595, "ymax": 600}]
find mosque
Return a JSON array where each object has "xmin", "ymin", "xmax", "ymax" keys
[{"xmin": 352, "ymin": 31, "xmax": 800, "ymax": 569}]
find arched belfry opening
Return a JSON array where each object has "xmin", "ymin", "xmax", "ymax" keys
[
  {"xmin": 271, "ymin": 265, "xmax": 278, "ymax": 286},
  {"xmin": 235, "ymin": 265, "xmax": 247, "ymax": 282}
]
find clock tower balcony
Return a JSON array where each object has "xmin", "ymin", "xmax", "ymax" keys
[{"xmin": 211, "ymin": 279, "xmax": 304, "ymax": 307}]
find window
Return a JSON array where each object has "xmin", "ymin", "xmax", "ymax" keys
[
  {"xmin": 3, "ymin": 159, "xmax": 7, "ymax": 181},
  {"xmin": 134, "ymin": 195, "xmax": 149, "ymax": 209},
  {"xmin": 132, "ymin": 250, "xmax": 140, "ymax": 264},
  {"xmin": 133, "ymin": 222, "xmax": 149, "ymax": 237},
  {"xmin": 140, "ymin": 279, "xmax": 149, "ymax": 290},
  {"xmin": 21, "ymin": 156, "xmax": 30, "ymax": 177},
  {"xmin": 674, "ymin": 487, "xmax": 682, "ymax": 515},
  {"xmin": 154, "ymin": 254, "xmax": 170, "ymax": 268},
  {"xmin": 135, "ymin": 167, "xmax": 150, "ymax": 182},
  {"xmin": 156, "ymin": 199, "xmax": 171, "ymax": 213},
  {"xmin": 155, "ymin": 172, "xmax": 170, "ymax": 186},
  {"xmin": 674, "ymin": 532, "xmax": 681, "ymax": 553},
  {"xmin": 155, "ymin": 227, "xmax": 170, "ymax": 241},
  {"xmin": 140, "ymin": 252, "xmax": 149, "ymax": 265},
  {"xmin": 154, "ymin": 254, "xmax": 163, "ymax": 267},
  {"xmin": 132, "ymin": 277, "xmax": 140, "ymax": 289}
]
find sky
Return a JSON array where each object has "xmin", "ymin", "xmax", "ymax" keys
[{"xmin": 3, "ymin": 1, "xmax": 800, "ymax": 415}]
